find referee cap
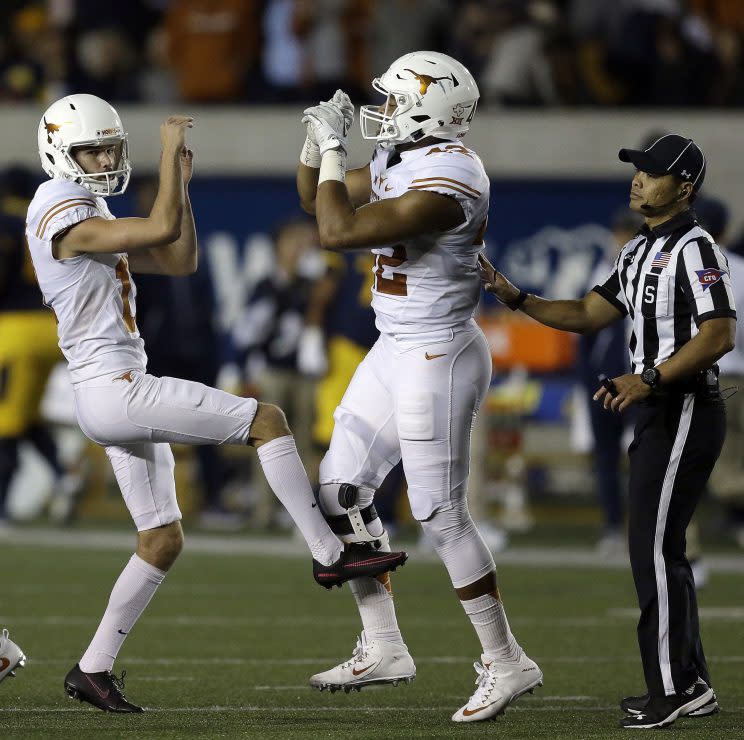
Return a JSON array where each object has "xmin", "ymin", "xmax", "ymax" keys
[{"xmin": 619, "ymin": 134, "xmax": 706, "ymax": 190}]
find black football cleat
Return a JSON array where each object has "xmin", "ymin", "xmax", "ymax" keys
[
  {"xmin": 64, "ymin": 663, "xmax": 143, "ymax": 713},
  {"xmin": 313, "ymin": 543, "xmax": 408, "ymax": 589},
  {"xmin": 621, "ymin": 689, "xmax": 719, "ymax": 717},
  {"xmin": 619, "ymin": 679, "xmax": 714, "ymax": 729}
]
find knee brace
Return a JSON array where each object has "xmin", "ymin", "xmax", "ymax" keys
[{"xmin": 318, "ymin": 482, "xmax": 390, "ymax": 551}]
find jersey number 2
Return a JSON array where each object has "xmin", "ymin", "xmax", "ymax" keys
[
  {"xmin": 374, "ymin": 246, "xmax": 407, "ymax": 296},
  {"xmin": 116, "ymin": 257, "xmax": 137, "ymax": 333}
]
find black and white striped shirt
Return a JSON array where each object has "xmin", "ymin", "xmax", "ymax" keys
[{"xmin": 593, "ymin": 209, "xmax": 736, "ymax": 373}]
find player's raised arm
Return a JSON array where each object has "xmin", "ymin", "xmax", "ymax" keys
[
  {"xmin": 127, "ymin": 141, "xmax": 198, "ymax": 276},
  {"xmin": 55, "ymin": 117, "xmax": 192, "ymax": 263},
  {"xmin": 296, "ymin": 90, "xmax": 371, "ymax": 215},
  {"xmin": 302, "ymin": 100, "xmax": 464, "ymax": 250}
]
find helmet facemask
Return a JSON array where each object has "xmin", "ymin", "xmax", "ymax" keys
[
  {"xmin": 360, "ymin": 79, "xmax": 418, "ymax": 149},
  {"xmin": 58, "ymin": 137, "xmax": 131, "ymax": 197}
]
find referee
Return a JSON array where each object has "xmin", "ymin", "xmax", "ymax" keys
[{"xmin": 479, "ymin": 134, "xmax": 735, "ymax": 730}]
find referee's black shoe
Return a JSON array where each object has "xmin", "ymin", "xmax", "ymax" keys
[
  {"xmin": 64, "ymin": 664, "xmax": 143, "ymax": 712},
  {"xmin": 619, "ymin": 679, "xmax": 714, "ymax": 729},
  {"xmin": 621, "ymin": 688, "xmax": 719, "ymax": 717},
  {"xmin": 313, "ymin": 543, "xmax": 407, "ymax": 589}
]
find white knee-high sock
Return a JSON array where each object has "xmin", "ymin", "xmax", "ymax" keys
[
  {"xmin": 349, "ymin": 576, "xmax": 405, "ymax": 646},
  {"xmin": 347, "ymin": 517, "xmax": 404, "ymax": 646},
  {"xmin": 461, "ymin": 593, "xmax": 523, "ymax": 663},
  {"xmin": 79, "ymin": 554, "xmax": 165, "ymax": 673},
  {"xmin": 257, "ymin": 436, "xmax": 342, "ymax": 565}
]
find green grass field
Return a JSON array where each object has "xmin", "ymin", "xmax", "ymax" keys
[{"xmin": 1, "ymin": 532, "xmax": 742, "ymax": 739}]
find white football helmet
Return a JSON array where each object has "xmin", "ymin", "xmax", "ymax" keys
[
  {"xmin": 37, "ymin": 93, "xmax": 131, "ymax": 196},
  {"xmin": 360, "ymin": 51, "xmax": 479, "ymax": 149}
]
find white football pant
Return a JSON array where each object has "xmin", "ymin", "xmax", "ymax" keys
[
  {"xmin": 319, "ymin": 319, "xmax": 492, "ymax": 522},
  {"xmin": 74, "ymin": 371, "xmax": 257, "ymax": 531}
]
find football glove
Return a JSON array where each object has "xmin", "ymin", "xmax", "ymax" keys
[
  {"xmin": 302, "ymin": 99, "xmax": 350, "ymax": 156},
  {"xmin": 331, "ymin": 89, "xmax": 354, "ymax": 137}
]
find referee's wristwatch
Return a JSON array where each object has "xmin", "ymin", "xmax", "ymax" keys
[{"xmin": 641, "ymin": 367, "xmax": 661, "ymax": 390}]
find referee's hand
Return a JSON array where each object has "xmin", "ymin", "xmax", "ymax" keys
[
  {"xmin": 593, "ymin": 373, "xmax": 651, "ymax": 412},
  {"xmin": 477, "ymin": 253, "xmax": 521, "ymax": 304}
]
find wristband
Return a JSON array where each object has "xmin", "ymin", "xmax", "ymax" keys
[
  {"xmin": 318, "ymin": 149, "xmax": 347, "ymax": 185},
  {"xmin": 300, "ymin": 135, "xmax": 321, "ymax": 168},
  {"xmin": 505, "ymin": 289, "xmax": 528, "ymax": 311}
]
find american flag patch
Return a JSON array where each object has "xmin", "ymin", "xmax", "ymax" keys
[{"xmin": 650, "ymin": 251, "xmax": 671, "ymax": 270}]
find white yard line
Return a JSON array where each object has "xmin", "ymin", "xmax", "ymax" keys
[
  {"xmin": 4, "ymin": 526, "xmax": 744, "ymax": 572},
  {"xmin": 608, "ymin": 607, "xmax": 744, "ymax": 619},
  {"xmin": 3, "ymin": 611, "xmax": 742, "ymax": 628},
  {"xmin": 0, "ymin": 705, "xmax": 622, "ymax": 713}
]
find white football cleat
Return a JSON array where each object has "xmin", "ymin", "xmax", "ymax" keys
[
  {"xmin": 309, "ymin": 631, "xmax": 416, "ymax": 693},
  {"xmin": 452, "ymin": 651, "xmax": 542, "ymax": 722},
  {"xmin": 0, "ymin": 628, "xmax": 27, "ymax": 684}
]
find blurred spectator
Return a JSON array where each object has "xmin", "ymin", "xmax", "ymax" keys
[
  {"xmin": 292, "ymin": 0, "xmax": 369, "ymax": 101},
  {"xmin": 366, "ymin": 0, "xmax": 451, "ymax": 79},
  {"xmin": 307, "ymin": 250, "xmax": 377, "ymax": 450},
  {"xmin": 648, "ymin": 13, "xmax": 717, "ymax": 107},
  {"xmin": 480, "ymin": 1, "xmax": 560, "ymax": 107},
  {"xmin": 689, "ymin": 0, "xmax": 744, "ymax": 106},
  {"xmin": 64, "ymin": 0, "xmax": 161, "ymax": 102},
  {"xmin": 578, "ymin": 208, "xmax": 642, "ymax": 556},
  {"xmin": 260, "ymin": 0, "xmax": 305, "ymax": 101},
  {"xmin": 0, "ymin": 165, "xmax": 80, "ymax": 526},
  {"xmin": 73, "ymin": 27, "xmax": 139, "ymax": 102},
  {"xmin": 449, "ymin": 1, "xmax": 500, "ymax": 82},
  {"xmin": 2, "ymin": 1, "xmax": 744, "ymax": 107},
  {"xmin": 232, "ymin": 216, "xmax": 323, "ymax": 529},
  {"xmin": 132, "ymin": 177, "xmax": 240, "ymax": 530},
  {"xmin": 166, "ymin": 0, "xmax": 260, "ymax": 103},
  {"xmin": 0, "ymin": 4, "xmax": 48, "ymax": 100},
  {"xmin": 138, "ymin": 25, "xmax": 178, "ymax": 104},
  {"xmin": 699, "ymin": 197, "xmax": 744, "ymax": 548}
]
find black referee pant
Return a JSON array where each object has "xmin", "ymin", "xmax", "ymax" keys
[{"xmin": 627, "ymin": 390, "xmax": 725, "ymax": 698}]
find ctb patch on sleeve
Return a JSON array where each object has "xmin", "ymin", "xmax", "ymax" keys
[{"xmin": 695, "ymin": 268, "xmax": 726, "ymax": 291}]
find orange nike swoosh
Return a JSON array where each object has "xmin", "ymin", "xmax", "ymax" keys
[
  {"xmin": 425, "ymin": 353, "xmax": 447, "ymax": 360},
  {"xmin": 0, "ymin": 658, "xmax": 10, "ymax": 672},
  {"xmin": 462, "ymin": 701, "xmax": 498, "ymax": 717},
  {"xmin": 351, "ymin": 664, "xmax": 375, "ymax": 676}
]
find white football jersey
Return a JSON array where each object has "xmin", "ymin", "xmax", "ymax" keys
[
  {"xmin": 368, "ymin": 141, "xmax": 490, "ymax": 334},
  {"xmin": 25, "ymin": 179, "xmax": 147, "ymax": 384}
]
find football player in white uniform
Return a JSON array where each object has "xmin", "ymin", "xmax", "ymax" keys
[
  {"xmin": 27, "ymin": 94, "xmax": 406, "ymax": 713},
  {"xmin": 298, "ymin": 52, "xmax": 542, "ymax": 722}
]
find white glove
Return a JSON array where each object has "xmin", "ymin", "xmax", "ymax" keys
[
  {"xmin": 302, "ymin": 101, "xmax": 350, "ymax": 155},
  {"xmin": 331, "ymin": 89, "xmax": 354, "ymax": 138},
  {"xmin": 297, "ymin": 326, "xmax": 328, "ymax": 376}
]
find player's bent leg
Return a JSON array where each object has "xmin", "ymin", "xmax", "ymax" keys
[
  {"xmin": 247, "ymin": 404, "xmax": 407, "ymax": 583},
  {"xmin": 419, "ymin": 502, "xmax": 542, "ymax": 722},
  {"xmin": 246, "ymin": 402, "xmax": 291, "ymax": 447},
  {"xmin": 136, "ymin": 520, "xmax": 184, "ymax": 572},
  {"xmin": 309, "ymin": 483, "xmax": 414, "ymax": 691}
]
